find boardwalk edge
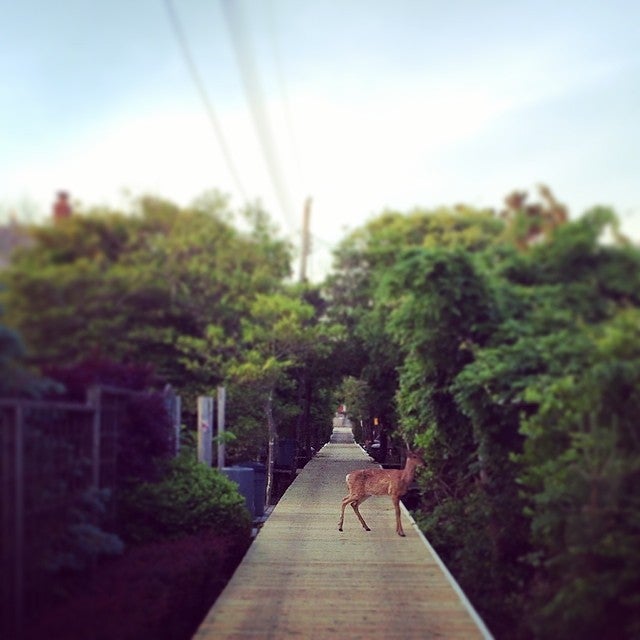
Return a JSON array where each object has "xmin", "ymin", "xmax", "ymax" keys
[{"xmin": 401, "ymin": 502, "xmax": 495, "ymax": 640}]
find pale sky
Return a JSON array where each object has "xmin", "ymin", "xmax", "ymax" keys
[{"xmin": 2, "ymin": 0, "xmax": 639, "ymax": 279}]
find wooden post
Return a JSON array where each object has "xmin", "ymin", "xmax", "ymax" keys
[
  {"xmin": 217, "ymin": 386, "xmax": 226, "ymax": 470},
  {"xmin": 87, "ymin": 386, "xmax": 102, "ymax": 488},
  {"xmin": 197, "ymin": 396, "xmax": 214, "ymax": 466},
  {"xmin": 163, "ymin": 385, "xmax": 182, "ymax": 456},
  {"xmin": 14, "ymin": 404, "xmax": 24, "ymax": 639}
]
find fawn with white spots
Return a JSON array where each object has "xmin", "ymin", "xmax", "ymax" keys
[{"xmin": 338, "ymin": 450, "xmax": 425, "ymax": 537}]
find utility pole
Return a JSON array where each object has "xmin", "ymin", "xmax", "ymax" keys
[{"xmin": 299, "ymin": 196, "xmax": 312, "ymax": 282}]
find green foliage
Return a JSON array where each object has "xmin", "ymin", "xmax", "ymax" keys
[
  {"xmin": 117, "ymin": 451, "xmax": 251, "ymax": 544},
  {"xmin": 383, "ymin": 247, "xmax": 497, "ymax": 364},
  {"xmin": 0, "ymin": 192, "xmax": 344, "ymax": 471},
  {"xmin": 332, "ymin": 376, "xmax": 372, "ymax": 442},
  {"xmin": 0, "ymin": 194, "xmax": 292, "ymax": 393},
  {"xmin": 219, "ymin": 382, "xmax": 269, "ymax": 462},
  {"xmin": 5, "ymin": 185, "xmax": 638, "ymax": 637},
  {"xmin": 382, "ymin": 248, "xmax": 498, "ymax": 495},
  {"xmin": 324, "ymin": 206, "xmax": 503, "ymax": 432},
  {"xmin": 334, "ymin": 376, "xmax": 370, "ymax": 427},
  {"xmin": 514, "ymin": 310, "xmax": 640, "ymax": 639},
  {"xmin": 0, "ymin": 303, "xmax": 52, "ymax": 397},
  {"xmin": 339, "ymin": 199, "xmax": 640, "ymax": 638},
  {"xmin": 413, "ymin": 491, "xmax": 524, "ymax": 633},
  {"xmin": 218, "ymin": 288, "xmax": 340, "ymax": 498},
  {"xmin": 45, "ymin": 488, "xmax": 124, "ymax": 573}
]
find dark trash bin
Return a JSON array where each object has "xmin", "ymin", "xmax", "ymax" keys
[
  {"xmin": 235, "ymin": 461, "xmax": 266, "ymax": 517},
  {"xmin": 276, "ymin": 438, "xmax": 296, "ymax": 469},
  {"xmin": 222, "ymin": 467, "xmax": 255, "ymax": 519}
]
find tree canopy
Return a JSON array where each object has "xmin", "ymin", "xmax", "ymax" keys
[
  {"xmin": 2, "ymin": 185, "xmax": 639, "ymax": 638},
  {"xmin": 325, "ymin": 191, "xmax": 640, "ymax": 639}
]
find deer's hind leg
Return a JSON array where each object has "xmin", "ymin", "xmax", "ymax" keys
[{"xmin": 351, "ymin": 497, "xmax": 371, "ymax": 531}]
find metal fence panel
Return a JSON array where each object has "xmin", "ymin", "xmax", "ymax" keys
[
  {"xmin": 1, "ymin": 385, "xmax": 178, "ymax": 638},
  {"xmin": 1, "ymin": 400, "xmax": 95, "ymax": 638}
]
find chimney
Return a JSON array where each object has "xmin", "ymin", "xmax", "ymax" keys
[{"xmin": 53, "ymin": 191, "xmax": 72, "ymax": 222}]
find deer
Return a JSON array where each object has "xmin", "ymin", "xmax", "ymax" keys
[{"xmin": 338, "ymin": 450, "xmax": 425, "ymax": 537}]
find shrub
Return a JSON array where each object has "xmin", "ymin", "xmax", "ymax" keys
[
  {"xmin": 44, "ymin": 488, "xmax": 124, "ymax": 574},
  {"xmin": 117, "ymin": 452, "xmax": 252, "ymax": 544},
  {"xmin": 23, "ymin": 530, "xmax": 251, "ymax": 640}
]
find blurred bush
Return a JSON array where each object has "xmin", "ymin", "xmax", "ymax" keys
[{"xmin": 117, "ymin": 451, "xmax": 252, "ymax": 544}]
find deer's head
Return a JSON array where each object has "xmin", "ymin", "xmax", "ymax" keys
[{"xmin": 406, "ymin": 450, "xmax": 426, "ymax": 468}]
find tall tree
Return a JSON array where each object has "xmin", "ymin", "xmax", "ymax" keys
[
  {"xmin": 222, "ymin": 291, "xmax": 333, "ymax": 503},
  {"xmin": 324, "ymin": 205, "xmax": 504, "ymax": 433},
  {"xmin": 376, "ymin": 202, "xmax": 640, "ymax": 637},
  {"xmin": 0, "ymin": 193, "xmax": 292, "ymax": 399}
]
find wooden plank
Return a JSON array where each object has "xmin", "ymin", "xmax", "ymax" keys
[{"xmin": 195, "ymin": 440, "xmax": 493, "ymax": 639}]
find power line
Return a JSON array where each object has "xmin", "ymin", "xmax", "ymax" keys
[
  {"xmin": 220, "ymin": 0, "xmax": 296, "ymax": 235},
  {"xmin": 163, "ymin": 0, "xmax": 248, "ymax": 201},
  {"xmin": 265, "ymin": 0, "xmax": 305, "ymax": 193}
]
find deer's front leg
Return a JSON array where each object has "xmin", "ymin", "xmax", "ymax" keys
[{"xmin": 392, "ymin": 495, "xmax": 405, "ymax": 536}]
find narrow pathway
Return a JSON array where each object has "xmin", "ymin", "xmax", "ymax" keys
[{"xmin": 194, "ymin": 429, "xmax": 493, "ymax": 639}]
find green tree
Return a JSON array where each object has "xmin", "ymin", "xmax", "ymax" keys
[
  {"xmin": 337, "ymin": 194, "xmax": 640, "ymax": 637},
  {"xmin": 324, "ymin": 206, "xmax": 504, "ymax": 434},
  {"xmin": 514, "ymin": 310, "xmax": 640, "ymax": 639},
  {"xmin": 222, "ymin": 290, "xmax": 337, "ymax": 503},
  {"xmin": 1, "ymin": 193, "xmax": 292, "ymax": 398},
  {"xmin": 334, "ymin": 375, "xmax": 372, "ymax": 442},
  {"xmin": 409, "ymin": 206, "xmax": 639, "ymax": 637}
]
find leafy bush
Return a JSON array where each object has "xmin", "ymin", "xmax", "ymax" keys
[
  {"xmin": 117, "ymin": 452, "xmax": 251, "ymax": 544},
  {"xmin": 44, "ymin": 488, "xmax": 124, "ymax": 573},
  {"xmin": 381, "ymin": 207, "xmax": 640, "ymax": 638},
  {"xmin": 515, "ymin": 313, "xmax": 640, "ymax": 639}
]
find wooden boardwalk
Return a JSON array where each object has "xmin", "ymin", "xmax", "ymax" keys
[{"xmin": 194, "ymin": 427, "xmax": 493, "ymax": 639}]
